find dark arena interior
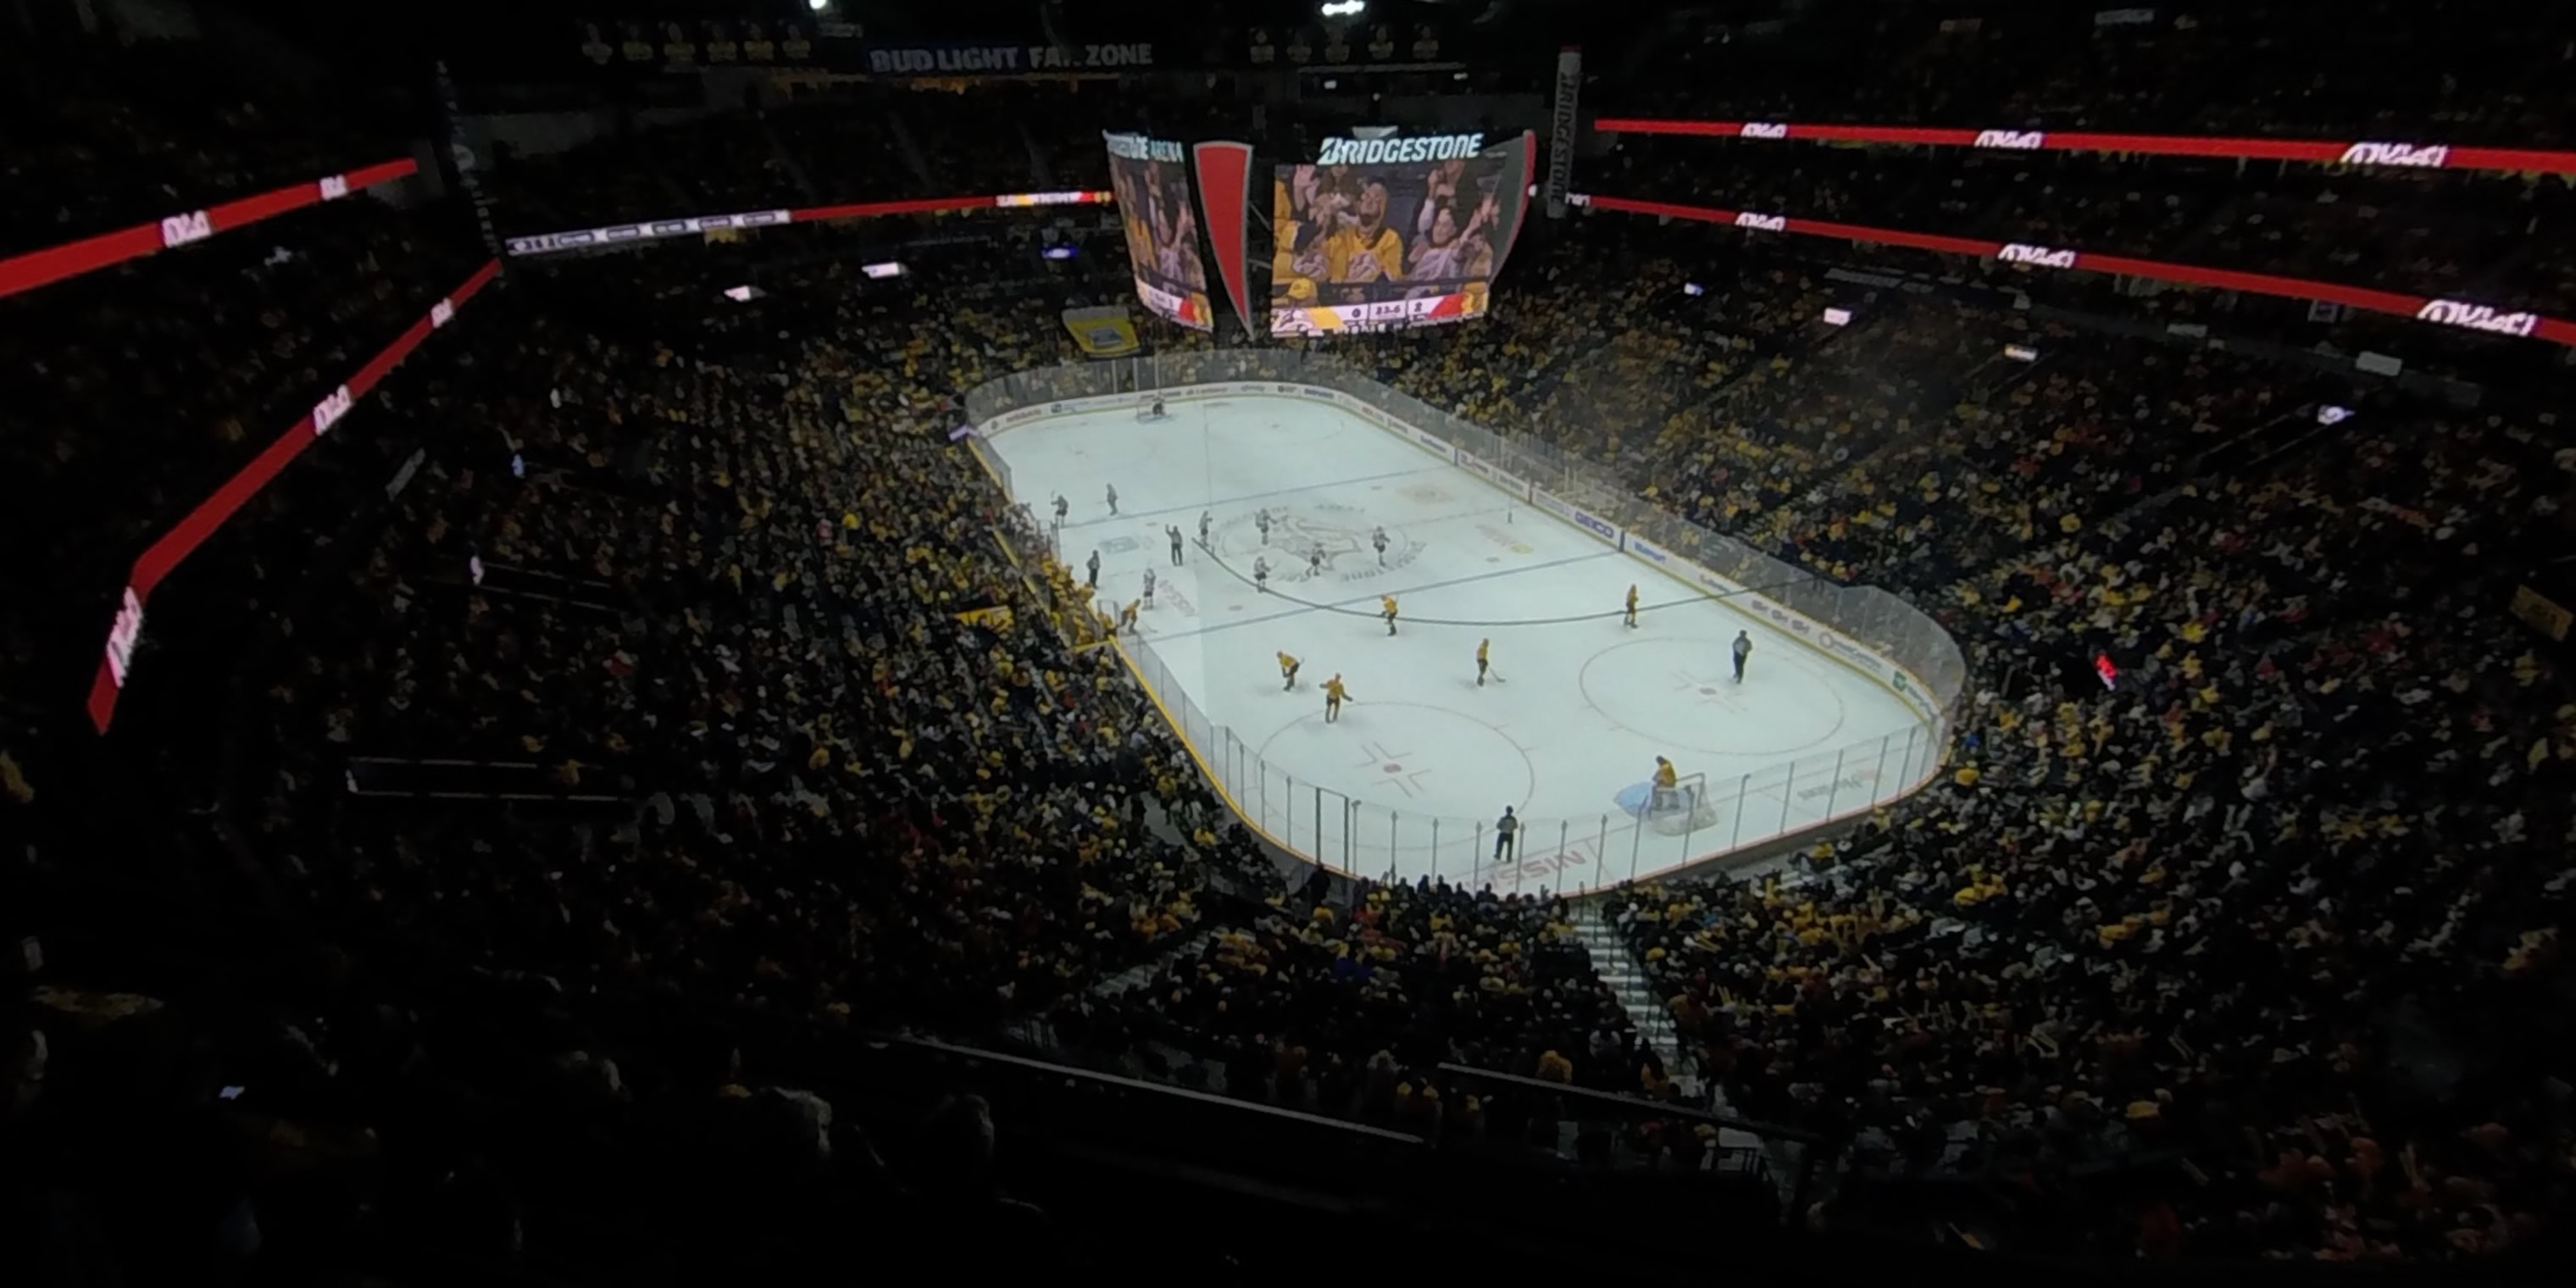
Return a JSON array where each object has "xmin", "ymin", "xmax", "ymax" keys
[{"xmin": 6, "ymin": 0, "xmax": 2576, "ymax": 1281}]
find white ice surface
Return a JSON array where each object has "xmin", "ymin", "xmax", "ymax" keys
[{"xmin": 986, "ymin": 394, "xmax": 1939, "ymax": 891}]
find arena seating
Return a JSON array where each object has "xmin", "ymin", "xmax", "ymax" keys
[{"xmin": 9, "ymin": 12, "xmax": 2576, "ymax": 1280}]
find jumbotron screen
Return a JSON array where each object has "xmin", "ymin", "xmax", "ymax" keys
[
  {"xmin": 1269, "ymin": 132, "xmax": 1524, "ymax": 336},
  {"xmin": 1103, "ymin": 131, "xmax": 1213, "ymax": 330}
]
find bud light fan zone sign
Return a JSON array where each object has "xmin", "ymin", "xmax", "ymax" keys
[
  {"xmin": 863, "ymin": 42, "xmax": 1153, "ymax": 75},
  {"xmin": 1271, "ymin": 133, "xmax": 1529, "ymax": 336},
  {"xmin": 1104, "ymin": 132, "xmax": 1213, "ymax": 330}
]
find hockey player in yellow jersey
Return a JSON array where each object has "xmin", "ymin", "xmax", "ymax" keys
[
  {"xmin": 1380, "ymin": 595, "xmax": 1399, "ymax": 636},
  {"xmin": 1474, "ymin": 638, "xmax": 1491, "ymax": 686},
  {"xmin": 1322, "ymin": 674, "xmax": 1352, "ymax": 722},
  {"xmin": 1277, "ymin": 651, "xmax": 1302, "ymax": 691},
  {"xmin": 1624, "ymin": 584, "xmax": 1640, "ymax": 629},
  {"xmin": 1119, "ymin": 599, "xmax": 1141, "ymax": 634},
  {"xmin": 1652, "ymin": 755, "xmax": 1680, "ymax": 812}
]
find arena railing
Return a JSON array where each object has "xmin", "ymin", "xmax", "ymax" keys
[{"xmin": 964, "ymin": 352, "xmax": 1968, "ymax": 890}]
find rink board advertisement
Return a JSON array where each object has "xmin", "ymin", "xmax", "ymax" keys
[
  {"xmin": 1457, "ymin": 449, "xmax": 1524, "ymax": 496},
  {"xmin": 974, "ymin": 380, "xmax": 1939, "ymax": 717},
  {"xmin": 1269, "ymin": 133, "xmax": 1528, "ymax": 336},
  {"xmin": 1104, "ymin": 132, "xmax": 1214, "ymax": 330}
]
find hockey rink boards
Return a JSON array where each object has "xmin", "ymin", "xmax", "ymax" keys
[{"xmin": 985, "ymin": 391, "xmax": 1940, "ymax": 889}]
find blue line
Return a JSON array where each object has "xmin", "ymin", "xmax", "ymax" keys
[
  {"xmin": 1158, "ymin": 548, "xmax": 1624, "ymax": 643},
  {"xmin": 1053, "ymin": 462, "xmax": 1450, "ymax": 532}
]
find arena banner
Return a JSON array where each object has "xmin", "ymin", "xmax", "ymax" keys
[
  {"xmin": 1269, "ymin": 131, "xmax": 1527, "ymax": 336},
  {"xmin": 2511, "ymin": 584, "xmax": 2573, "ymax": 641},
  {"xmin": 507, "ymin": 208, "xmax": 791, "ymax": 256},
  {"xmin": 88, "ymin": 258, "xmax": 503, "ymax": 734},
  {"xmin": 1589, "ymin": 115, "xmax": 2576, "ymax": 177},
  {"xmin": 1061, "ymin": 304, "xmax": 1140, "ymax": 356},
  {"xmin": 863, "ymin": 41, "xmax": 1153, "ymax": 75},
  {"xmin": 0, "ymin": 158, "xmax": 416, "ymax": 299},
  {"xmin": 991, "ymin": 191, "xmax": 1115, "ymax": 208},
  {"xmin": 1545, "ymin": 48, "xmax": 1581, "ymax": 219},
  {"xmin": 502, "ymin": 192, "xmax": 1110, "ymax": 258},
  {"xmin": 1104, "ymin": 132, "xmax": 1213, "ymax": 330},
  {"xmin": 1579, "ymin": 193, "xmax": 2576, "ymax": 348},
  {"xmin": 1191, "ymin": 142, "xmax": 1258, "ymax": 337}
]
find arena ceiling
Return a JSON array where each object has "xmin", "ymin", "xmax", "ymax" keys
[{"xmin": 230, "ymin": 0, "xmax": 1774, "ymax": 58}]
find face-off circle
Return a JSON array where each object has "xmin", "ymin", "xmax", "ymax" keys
[
  {"xmin": 1578, "ymin": 636, "xmax": 1849, "ymax": 758},
  {"xmin": 1217, "ymin": 504, "xmax": 1422, "ymax": 577},
  {"xmin": 1256, "ymin": 700, "xmax": 1537, "ymax": 816}
]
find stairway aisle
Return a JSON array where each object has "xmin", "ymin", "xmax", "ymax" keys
[
  {"xmin": 1571, "ymin": 904, "xmax": 1697, "ymax": 1101},
  {"xmin": 1090, "ymin": 925, "xmax": 1219, "ymax": 999},
  {"xmin": 1572, "ymin": 902, "xmax": 1798, "ymax": 1192}
]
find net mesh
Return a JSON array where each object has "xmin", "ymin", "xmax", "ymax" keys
[{"xmin": 1646, "ymin": 773, "xmax": 1720, "ymax": 836}]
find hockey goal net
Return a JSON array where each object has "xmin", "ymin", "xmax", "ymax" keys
[
  {"xmin": 1134, "ymin": 395, "xmax": 1171, "ymax": 422},
  {"xmin": 1646, "ymin": 772, "xmax": 1721, "ymax": 836}
]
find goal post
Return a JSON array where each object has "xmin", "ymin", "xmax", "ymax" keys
[
  {"xmin": 1646, "ymin": 771, "xmax": 1720, "ymax": 835},
  {"xmin": 1134, "ymin": 393, "xmax": 1170, "ymax": 422}
]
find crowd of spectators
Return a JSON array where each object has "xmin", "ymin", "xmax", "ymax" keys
[
  {"xmin": 1061, "ymin": 879, "xmax": 1677, "ymax": 1134},
  {"xmin": 1591, "ymin": 5, "xmax": 2576, "ymax": 325},
  {"xmin": 1591, "ymin": 136, "xmax": 2576, "ymax": 319},
  {"xmin": 1604, "ymin": 3, "xmax": 2576, "ymax": 147},
  {"xmin": 0, "ymin": 32, "xmax": 405, "ymax": 256},
  {"xmin": 476, "ymin": 85, "xmax": 1260, "ymax": 244},
  {"xmin": 223, "ymin": 262, "xmax": 1271, "ymax": 1030},
  {"xmin": 483, "ymin": 86, "xmax": 1140, "ymax": 238},
  {"xmin": 1591, "ymin": 401, "xmax": 2576, "ymax": 1257},
  {"xmin": 0, "ymin": 196, "xmax": 490, "ymax": 658},
  {"xmin": 1331, "ymin": 216, "xmax": 2576, "ymax": 1258},
  {"xmin": 12, "ymin": 11, "xmax": 2576, "ymax": 1278}
]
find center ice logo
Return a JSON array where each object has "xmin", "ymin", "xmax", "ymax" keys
[{"xmin": 1222, "ymin": 506, "xmax": 1420, "ymax": 580}]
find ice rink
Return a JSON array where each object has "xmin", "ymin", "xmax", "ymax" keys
[{"xmin": 984, "ymin": 392, "xmax": 1942, "ymax": 891}]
